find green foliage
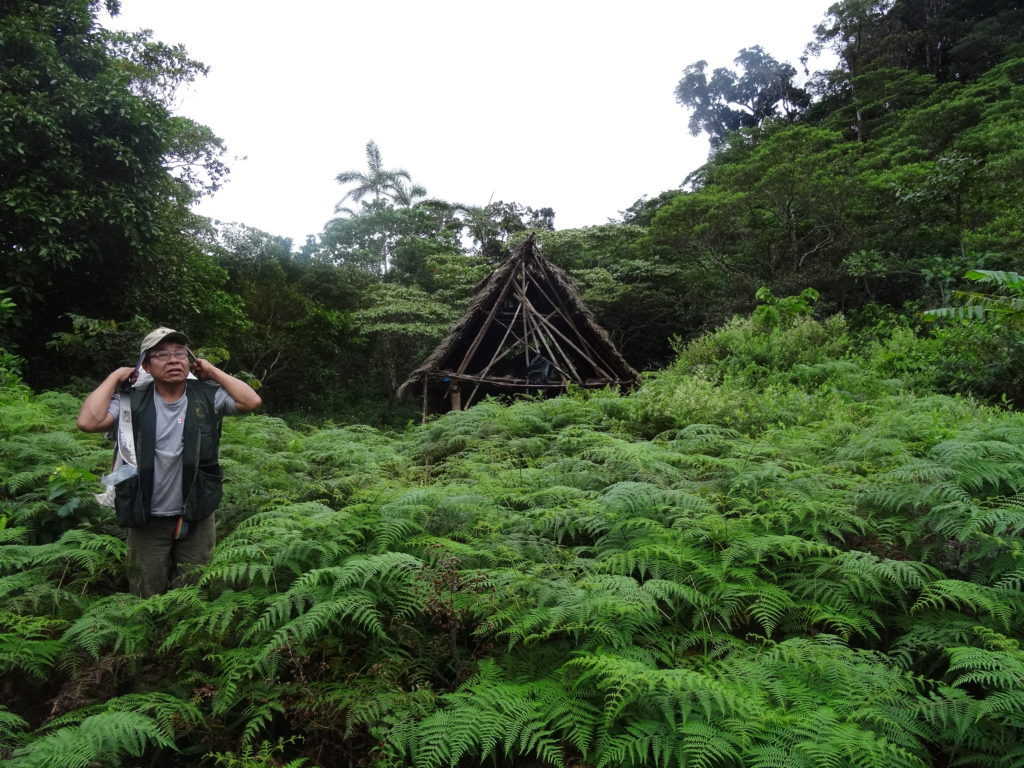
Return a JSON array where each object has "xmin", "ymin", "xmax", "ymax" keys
[
  {"xmin": 923, "ymin": 269, "xmax": 1024, "ymax": 403},
  {"xmin": 335, "ymin": 140, "xmax": 414, "ymax": 208},
  {"xmin": 535, "ymin": 224, "xmax": 692, "ymax": 367},
  {"xmin": 1, "ymin": 0, "xmax": 239, "ymax": 386},
  {"xmin": 8, "ymin": 710, "xmax": 175, "ymax": 768},
  {"xmin": 353, "ymin": 283, "xmax": 459, "ymax": 396},
  {"xmin": 925, "ymin": 269, "xmax": 1024, "ymax": 325},
  {"xmin": 675, "ymin": 45, "xmax": 810, "ymax": 148},
  {"xmin": 208, "ymin": 737, "xmax": 307, "ymax": 768},
  {"xmin": 751, "ymin": 286, "xmax": 819, "ymax": 331},
  {"xmin": 657, "ymin": 2, "xmax": 1024, "ymax": 388},
  {"xmin": 10, "ymin": 301, "xmax": 1024, "ymax": 765}
]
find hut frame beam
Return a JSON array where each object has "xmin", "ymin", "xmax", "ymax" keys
[
  {"xmin": 453, "ymin": 273, "xmax": 517, "ymax": 378},
  {"xmin": 464, "ymin": 316, "xmax": 572, "ymax": 409},
  {"xmin": 524, "ymin": 269, "xmax": 619, "ymax": 377},
  {"xmin": 513, "ymin": 285, "xmax": 613, "ymax": 380},
  {"xmin": 459, "ymin": 303, "xmax": 524, "ymax": 408}
]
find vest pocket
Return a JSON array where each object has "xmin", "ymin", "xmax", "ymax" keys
[
  {"xmin": 197, "ymin": 423, "xmax": 219, "ymax": 464},
  {"xmin": 113, "ymin": 476, "xmax": 148, "ymax": 527},
  {"xmin": 185, "ymin": 465, "xmax": 223, "ymax": 521}
]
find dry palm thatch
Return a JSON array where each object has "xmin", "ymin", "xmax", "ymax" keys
[{"xmin": 398, "ymin": 234, "xmax": 639, "ymax": 415}]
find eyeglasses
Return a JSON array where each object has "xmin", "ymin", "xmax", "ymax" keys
[{"xmin": 148, "ymin": 350, "xmax": 189, "ymax": 361}]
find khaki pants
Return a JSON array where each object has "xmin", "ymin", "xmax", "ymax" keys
[{"xmin": 126, "ymin": 515, "xmax": 216, "ymax": 598}]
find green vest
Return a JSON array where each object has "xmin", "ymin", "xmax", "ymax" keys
[{"xmin": 113, "ymin": 380, "xmax": 224, "ymax": 527}]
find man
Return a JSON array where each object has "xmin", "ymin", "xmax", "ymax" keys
[{"xmin": 77, "ymin": 328, "xmax": 261, "ymax": 597}]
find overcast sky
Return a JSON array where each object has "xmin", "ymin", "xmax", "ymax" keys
[{"xmin": 102, "ymin": 1, "xmax": 833, "ymax": 245}]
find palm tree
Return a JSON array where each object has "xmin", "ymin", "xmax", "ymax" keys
[
  {"xmin": 334, "ymin": 140, "xmax": 412, "ymax": 211},
  {"xmin": 390, "ymin": 178, "xmax": 428, "ymax": 208}
]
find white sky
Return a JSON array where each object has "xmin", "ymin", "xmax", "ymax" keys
[{"xmin": 102, "ymin": 1, "xmax": 832, "ymax": 245}]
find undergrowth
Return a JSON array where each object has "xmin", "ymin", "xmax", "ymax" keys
[{"xmin": 1, "ymin": 314, "xmax": 1022, "ymax": 767}]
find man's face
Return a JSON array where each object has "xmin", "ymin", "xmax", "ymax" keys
[{"xmin": 143, "ymin": 342, "xmax": 189, "ymax": 383}]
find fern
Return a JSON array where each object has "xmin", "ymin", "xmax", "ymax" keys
[
  {"xmin": 0, "ymin": 706, "xmax": 30, "ymax": 752},
  {"xmin": 63, "ymin": 592, "xmax": 151, "ymax": 659},
  {"xmin": 43, "ymin": 692, "xmax": 204, "ymax": 742},
  {"xmin": 593, "ymin": 719, "xmax": 681, "ymax": 768},
  {"xmin": 391, "ymin": 660, "xmax": 574, "ymax": 768},
  {"xmin": 159, "ymin": 587, "xmax": 264, "ymax": 651},
  {"xmin": 7, "ymin": 326, "xmax": 1024, "ymax": 766},
  {"xmin": 0, "ymin": 611, "xmax": 66, "ymax": 678},
  {"xmin": 947, "ymin": 636, "xmax": 1024, "ymax": 693},
  {"xmin": 8, "ymin": 710, "xmax": 175, "ymax": 768},
  {"xmin": 912, "ymin": 580, "xmax": 1022, "ymax": 630},
  {"xmin": 565, "ymin": 652, "xmax": 741, "ymax": 727},
  {"xmin": 208, "ymin": 737, "xmax": 307, "ymax": 768}
]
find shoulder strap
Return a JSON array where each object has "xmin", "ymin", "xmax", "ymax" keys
[{"xmin": 116, "ymin": 381, "xmax": 139, "ymax": 468}]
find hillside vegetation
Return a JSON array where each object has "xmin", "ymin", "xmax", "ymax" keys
[
  {"xmin": 5, "ymin": 0, "xmax": 1024, "ymax": 417},
  {"xmin": 2, "ymin": 311, "xmax": 1023, "ymax": 767}
]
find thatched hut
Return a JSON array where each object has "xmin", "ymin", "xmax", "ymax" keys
[{"xmin": 398, "ymin": 235, "xmax": 639, "ymax": 416}]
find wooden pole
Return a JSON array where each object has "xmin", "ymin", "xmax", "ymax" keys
[
  {"xmin": 531, "ymin": 261, "xmax": 619, "ymax": 377},
  {"xmin": 521, "ymin": 268, "xmax": 529, "ymax": 371},
  {"xmin": 453, "ymin": 263, "xmax": 519, "ymax": 377},
  {"xmin": 514, "ymin": 280, "xmax": 610, "ymax": 379},
  {"xmin": 513, "ymin": 284, "xmax": 581, "ymax": 382},
  {"xmin": 525, "ymin": 269, "xmax": 619, "ymax": 378},
  {"xmin": 463, "ymin": 303, "xmax": 522, "ymax": 409}
]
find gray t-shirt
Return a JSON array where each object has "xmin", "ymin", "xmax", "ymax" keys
[{"xmin": 109, "ymin": 387, "xmax": 237, "ymax": 517}]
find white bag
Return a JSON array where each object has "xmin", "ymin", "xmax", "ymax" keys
[{"xmin": 94, "ymin": 385, "xmax": 139, "ymax": 508}]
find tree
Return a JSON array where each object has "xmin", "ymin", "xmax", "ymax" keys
[
  {"xmin": 210, "ymin": 224, "xmax": 376, "ymax": 412},
  {"xmin": 353, "ymin": 283, "xmax": 457, "ymax": 396},
  {"xmin": 807, "ymin": 0, "xmax": 896, "ymax": 78},
  {"xmin": 315, "ymin": 200, "xmax": 460, "ymax": 278},
  {"xmin": 675, "ymin": 46, "xmax": 809, "ymax": 148},
  {"xmin": 452, "ymin": 201, "xmax": 555, "ymax": 262},
  {"xmin": 534, "ymin": 224, "xmax": 693, "ymax": 368},
  {"xmin": 335, "ymin": 140, "xmax": 413, "ymax": 209},
  {"xmin": 1, "ymin": 0, "xmax": 232, "ymax": 386},
  {"xmin": 390, "ymin": 178, "xmax": 429, "ymax": 208}
]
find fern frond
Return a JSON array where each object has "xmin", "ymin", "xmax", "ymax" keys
[
  {"xmin": 403, "ymin": 661, "xmax": 570, "ymax": 768},
  {"xmin": 46, "ymin": 692, "xmax": 205, "ymax": 744},
  {"xmin": 292, "ymin": 552, "xmax": 422, "ymax": 592},
  {"xmin": 247, "ymin": 588, "xmax": 387, "ymax": 664},
  {"xmin": 593, "ymin": 718, "xmax": 679, "ymax": 768},
  {"xmin": 240, "ymin": 698, "xmax": 286, "ymax": 745},
  {"xmin": 207, "ymin": 736, "xmax": 308, "ymax": 768},
  {"xmin": 6, "ymin": 467, "xmax": 51, "ymax": 494},
  {"xmin": 160, "ymin": 588, "xmax": 263, "ymax": 651},
  {"xmin": 947, "ymin": 646, "xmax": 1024, "ymax": 690},
  {"xmin": 0, "ymin": 611, "xmax": 66, "ymax": 678},
  {"xmin": 0, "ymin": 706, "xmax": 29, "ymax": 752},
  {"xmin": 63, "ymin": 593, "xmax": 150, "ymax": 659},
  {"xmin": 565, "ymin": 652, "xmax": 739, "ymax": 727},
  {"xmin": 912, "ymin": 581, "xmax": 1021, "ymax": 630},
  {"xmin": 679, "ymin": 719, "xmax": 742, "ymax": 768},
  {"xmin": 720, "ymin": 533, "xmax": 838, "ymax": 569},
  {"xmin": 8, "ymin": 710, "xmax": 174, "ymax": 768}
]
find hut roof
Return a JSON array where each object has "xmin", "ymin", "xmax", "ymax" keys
[{"xmin": 398, "ymin": 234, "xmax": 639, "ymax": 411}]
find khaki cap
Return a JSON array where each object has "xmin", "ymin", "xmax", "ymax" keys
[{"xmin": 140, "ymin": 327, "xmax": 190, "ymax": 356}]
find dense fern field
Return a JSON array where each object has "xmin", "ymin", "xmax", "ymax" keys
[{"xmin": 2, "ymin": 316, "xmax": 1024, "ymax": 767}]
